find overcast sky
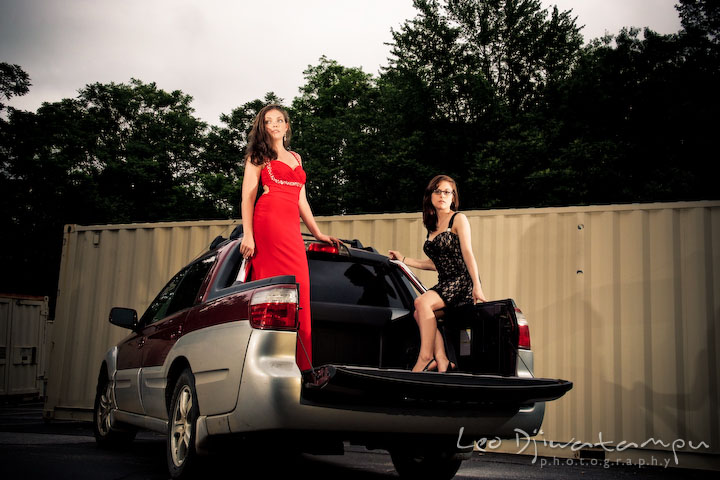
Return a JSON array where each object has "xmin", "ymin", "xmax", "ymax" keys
[{"xmin": 1, "ymin": 0, "xmax": 683, "ymax": 126}]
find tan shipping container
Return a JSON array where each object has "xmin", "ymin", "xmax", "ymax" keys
[
  {"xmin": 43, "ymin": 201, "xmax": 719, "ymax": 467},
  {"xmin": 0, "ymin": 295, "xmax": 50, "ymax": 399}
]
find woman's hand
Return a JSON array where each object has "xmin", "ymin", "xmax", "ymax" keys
[
  {"xmin": 239, "ymin": 234, "xmax": 255, "ymax": 259},
  {"xmin": 472, "ymin": 283, "xmax": 487, "ymax": 304},
  {"xmin": 315, "ymin": 232, "xmax": 340, "ymax": 246},
  {"xmin": 388, "ymin": 250, "xmax": 404, "ymax": 261}
]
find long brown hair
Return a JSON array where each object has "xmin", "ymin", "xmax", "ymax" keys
[
  {"xmin": 245, "ymin": 104, "xmax": 292, "ymax": 166},
  {"xmin": 422, "ymin": 175, "xmax": 459, "ymax": 233}
]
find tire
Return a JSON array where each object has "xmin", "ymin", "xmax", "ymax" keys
[
  {"xmin": 92, "ymin": 370, "xmax": 136, "ymax": 446},
  {"xmin": 390, "ymin": 447, "xmax": 463, "ymax": 480},
  {"xmin": 167, "ymin": 368, "xmax": 200, "ymax": 479}
]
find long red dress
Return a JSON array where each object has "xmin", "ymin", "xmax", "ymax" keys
[{"xmin": 252, "ymin": 153, "xmax": 312, "ymax": 371}]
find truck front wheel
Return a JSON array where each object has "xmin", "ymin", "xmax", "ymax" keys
[{"xmin": 92, "ymin": 369, "xmax": 135, "ymax": 446}]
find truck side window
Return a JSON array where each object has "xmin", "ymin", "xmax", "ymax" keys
[
  {"xmin": 140, "ymin": 255, "xmax": 216, "ymax": 325},
  {"xmin": 164, "ymin": 256, "xmax": 216, "ymax": 318}
]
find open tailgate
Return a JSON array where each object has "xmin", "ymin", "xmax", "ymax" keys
[{"xmin": 303, "ymin": 365, "xmax": 572, "ymax": 408}]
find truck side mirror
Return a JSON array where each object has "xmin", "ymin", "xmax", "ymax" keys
[{"xmin": 109, "ymin": 307, "xmax": 139, "ymax": 330}]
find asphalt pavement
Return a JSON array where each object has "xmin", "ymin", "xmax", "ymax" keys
[{"xmin": 1, "ymin": 399, "xmax": 716, "ymax": 480}]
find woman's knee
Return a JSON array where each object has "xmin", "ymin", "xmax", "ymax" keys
[{"xmin": 416, "ymin": 291, "xmax": 443, "ymax": 311}]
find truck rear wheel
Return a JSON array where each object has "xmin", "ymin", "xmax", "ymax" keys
[{"xmin": 167, "ymin": 368, "xmax": 200, "ymax": 479}]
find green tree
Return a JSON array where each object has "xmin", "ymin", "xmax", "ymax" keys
[
  {"xmin": 379, "ymin": 0, "xmax": 583, "ymax": 208},
  {"xmin": 378, "ymin": 0, "xmax": 482, "ymax": 208},
  {"xmin": 677, "ymin": 0, "xmax": 720, "ymax": 50},
  {"xmin": 0, "ymin": 65, "xmax": 46, "ymax": 296},
  {"xmin": 0, "ymin": 62, "xmax": 31, "ymax": 113},
  {"xmin": 72, "ymin": 79, "xmax": 217, "ymax": 222},
  {"xmin": 547, "ymin": 15, "xmax": 718, "ymax": 204},
  {"xmin": 0, "ymin": 78, "xmax": 227, "ymax": 297},
  {"xmin": 292, "ymin": 57, "xmax": 384, "ymax": 214},
  {"xmin": 447, "ymin": 0, "xmax": 582, "ymax": 111}
]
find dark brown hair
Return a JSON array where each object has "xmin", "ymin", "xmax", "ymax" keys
[
  {"xmin": 245, "ymin": 104, "xmax": 292, "ymax": 166},
  {"xmin": 422, "ymin": 175, "xmax": 459, "ymax": 233}
]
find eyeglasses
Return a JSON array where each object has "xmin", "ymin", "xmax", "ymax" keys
[{"xmin": 432, "ymin": 189, "xmax": 454, "ymax": 197}]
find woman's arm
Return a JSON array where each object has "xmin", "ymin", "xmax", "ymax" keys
[
  {"xmin": 298, "ymin": 186, "xmax": 339, "ymax": 245},
  {"xmin": 388, "ymin": 250, "xmax": 436, "ymax": 271},
  {"xmin": 453, "ymin": 213, "xmax": 487, "ymax": 302},
  {"xmin": 239, "ymin": 160, "xmax": 262, "ymax": 258},
  {"xmin": 293, "ymin": 152, "xmax": 339, "ymax": 245}
]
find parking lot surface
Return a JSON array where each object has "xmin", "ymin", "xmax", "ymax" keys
[{"xmin": 1, "ymin": 400, "xmax": 715, "ymax": 479}]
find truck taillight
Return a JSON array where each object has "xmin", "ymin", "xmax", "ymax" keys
[
  {"xmin": 250, "ymin": 286, "xmax": 298, "ymax": 331},
  {"xmin": 307, "ymin": 243, "xmax": 339, "ymax": 254},
  {"xmin": 515, "ymin": 307, "xmax": 531, "ymax": 350}
]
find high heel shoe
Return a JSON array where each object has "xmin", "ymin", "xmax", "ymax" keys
[
  {"xmin": 439, "ymin": 361, "xmax": 457, "ymax": 373},
  {"xmin": 421, "ymin": 358, "xmax": 437, "ymax": 372}
]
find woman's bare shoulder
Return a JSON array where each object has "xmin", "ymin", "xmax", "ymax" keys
[
  {"xmin": 452, "ymin": 212, "xmax": 471, "ymax": 230},
  {"xmin": 453, "ymin": 211, "xmax": 469, "ymax": 222},
  {"xmin": 243, "ymin": 158, "xmax": 264, "ymax": 173},
  {"xmin": 290, "ymin": 150, "xmax": 303, "ymax": 164}
]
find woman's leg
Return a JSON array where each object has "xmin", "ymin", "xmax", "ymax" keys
[
  {"xmin": 412, "ymin": 290, "xmax": 446, "ymax": 372},
  {"xmin": 433, "ymin": 327, "xmax": 454, "ymax": 373},
  {"xmin": 430, "ymin": 309, "xmax": 452, "ymax": 371}
]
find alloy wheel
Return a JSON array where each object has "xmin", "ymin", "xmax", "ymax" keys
[
  {"xmin": 95, "ymin": 383, "xmax": 113, "ymax": 437},
  {"xmin": 170, "ymin": 385, "xmax": 193, "ymax": 467}
]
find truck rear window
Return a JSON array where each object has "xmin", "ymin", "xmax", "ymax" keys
[{"xmin": 309, "ymin": 258, "xmax": 405, "ymax": 308}]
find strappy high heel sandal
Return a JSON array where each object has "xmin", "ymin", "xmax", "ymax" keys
[
  {"xmin": 421, "ymin": 358, "xmax": 437, "ymax": 372},
  {"xmin": 438, "ymin": 360, "xmax": 457, "ymax": 373}
]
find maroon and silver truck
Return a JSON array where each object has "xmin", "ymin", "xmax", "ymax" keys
[{"xmin": 93, "ymin": 227, "xmax": 572, "ymax": 479}]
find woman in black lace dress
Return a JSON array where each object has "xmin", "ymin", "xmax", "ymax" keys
[{"xmin": 389, "ymin": 175, "xmax": 486, "ymax": 372}]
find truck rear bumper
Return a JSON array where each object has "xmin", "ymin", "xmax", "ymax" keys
[{"xmin": 201, "ymin": 330, "xmax": 554, "ymax": 441}]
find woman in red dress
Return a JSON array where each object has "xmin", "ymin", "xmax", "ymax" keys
[{"xmin": 239, "ymin": 104, "xmax": 338, "ymax": 372}]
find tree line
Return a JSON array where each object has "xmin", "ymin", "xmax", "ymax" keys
[{"xmin": 1, "ymin": 0, "xmax": 718, "ymax": 299}]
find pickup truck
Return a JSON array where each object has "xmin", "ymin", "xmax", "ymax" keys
[{"xmin": 93, "ymin": 226, "xmax": 572, "ymax": 479}]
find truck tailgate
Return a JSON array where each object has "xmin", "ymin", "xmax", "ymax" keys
[{"xmin": 303, "ymin": 365, "xmax": 572, "ymax": 408}]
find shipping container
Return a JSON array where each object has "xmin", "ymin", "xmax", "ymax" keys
[
  {"xmin": 0, "ymin": 295, "xmax": 50, "ymax": 399},
  {"xmin": 43, "ymin": 202, "xmax": 720, "ymax": 468}
]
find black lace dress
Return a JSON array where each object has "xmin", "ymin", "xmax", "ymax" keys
[{"xmin": 423, "ymin": 212, "xmax": 474, "ymax": 307}]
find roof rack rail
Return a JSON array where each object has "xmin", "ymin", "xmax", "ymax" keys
[
  {"xmin": 209, "ymin": 235, "xmax": 226, "ymax": 250},
  {"xmin": 229, "ymin": 224, "xmax": 244, "ymax": 240},
  {"xmin": 302, "ymin": 233, "xmax": 363, "ymax": 249},
  {"xmin": 343, "ymin": 238, "xmax": 364, "ymax": 249},
  {"xmin": 209, "ymin": 224, "xmax": 243, "ymax": 251}
]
